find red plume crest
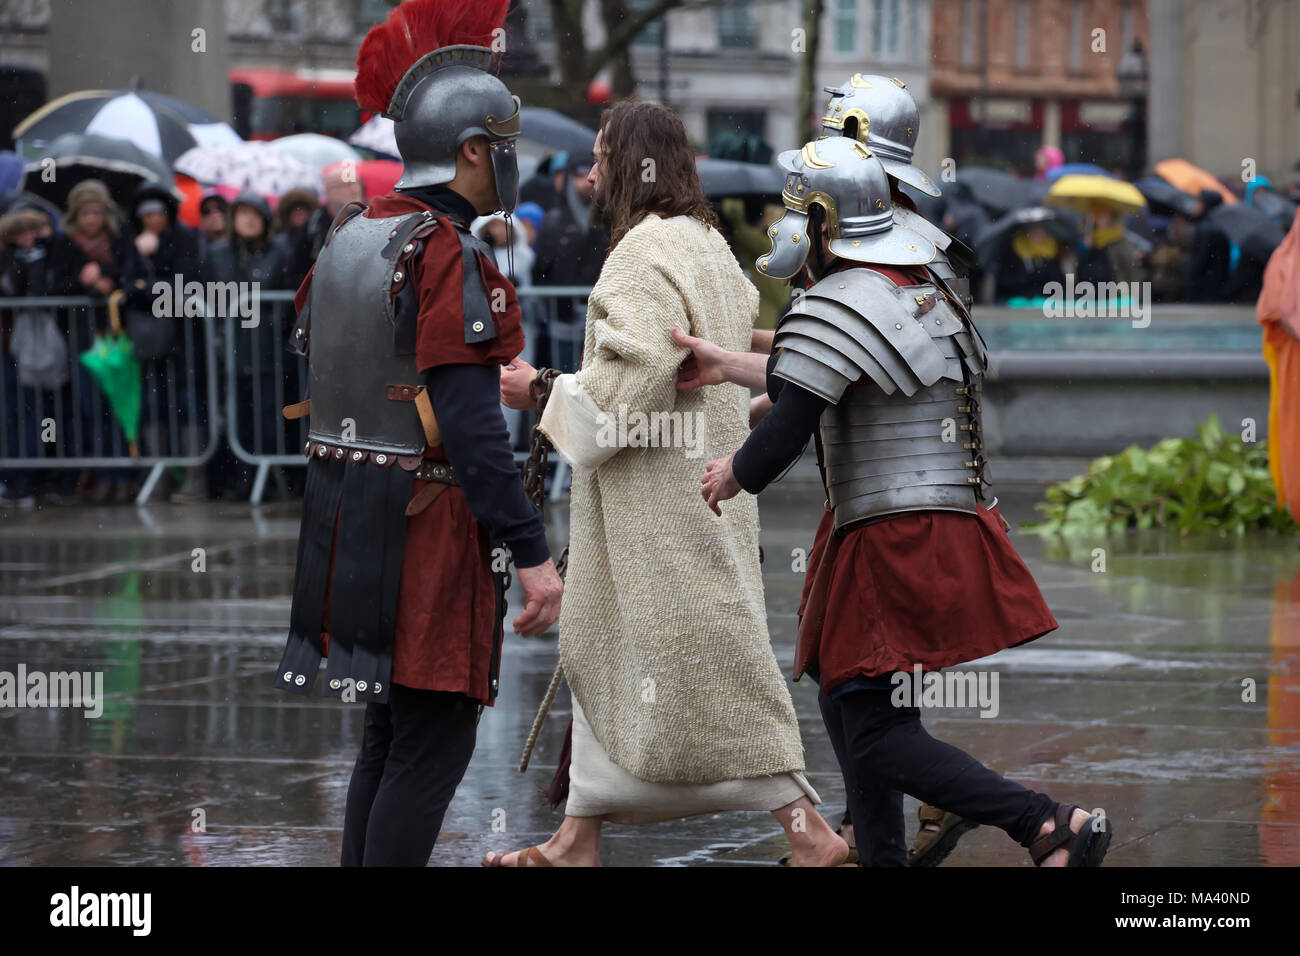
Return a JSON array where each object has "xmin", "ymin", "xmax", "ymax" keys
[{"xmin": 355, "ymin": 0, "xmax": 510, "ymax": 114}]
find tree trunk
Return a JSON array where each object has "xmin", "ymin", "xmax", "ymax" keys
[{"xmin": 796, "ymin": 0, "xmax": 825, "ymax": 145}]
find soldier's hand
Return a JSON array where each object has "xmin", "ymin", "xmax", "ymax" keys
[
  {"xmin": 513, "ymin": 558, "xmax": 563, "ymax": 637},
  {"xmin": 701, "ymin": 452, "xmax": 742, "ymax": 516},
  {"xmin": 501, "ymin": 359, "xmax": 538, "ymax": 410},
  {"xmin": 672, "ymin": 326, "xmax": 729, "ymax": 390}
]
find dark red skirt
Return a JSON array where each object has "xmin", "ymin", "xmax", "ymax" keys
[{"xmin": 796, "ymin": 503, "xmax": 1058, "ymax": 694}]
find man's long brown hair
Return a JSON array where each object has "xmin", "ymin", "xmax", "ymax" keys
[{"xmin": 595, "ymin": 100, "xmax": 717, "ymax": 249}]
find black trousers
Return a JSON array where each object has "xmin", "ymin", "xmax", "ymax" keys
[
  {"xmin": 818, "ymin": 688, "xmax": 1055, "ymax": 866},
  {"xmin": 341, "ymin": 684, "xmax": 480, "ymax": 866}
]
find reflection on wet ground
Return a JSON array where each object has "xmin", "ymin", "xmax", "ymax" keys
[{"xmin": 1, "ymin": 479, "xmax": 1297, "ymax": 866}]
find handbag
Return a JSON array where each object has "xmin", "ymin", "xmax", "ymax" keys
[{"xmin": 8, "ymin": 307, "xmax": 69, "ymax": 390}]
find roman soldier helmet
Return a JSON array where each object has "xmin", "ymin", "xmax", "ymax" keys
[
  {"xmin": 355, "ymin": 0, "xmax": 521, "ymax": 211},
  {"xmin": 821, "ymin": 74, "xmax": 941, "ymax": 198},
  {"xmin": 756, "ymin": 136, "xmax": 935, "ymax": 280}
]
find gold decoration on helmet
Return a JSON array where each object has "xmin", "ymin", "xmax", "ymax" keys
[
  {"xmin": 800, "ymin": 142, "xmax": 836, "ymax": 169},
  {"xmin": 822, "ymin": 107, "xmax": 871, "ymax": 144},
  {"xmin": 485, "ymin": 95, "xmax": 522, "ymax": 137},
  {"xmin": 850, "ymin": 74, "xmax": 874, "ymax": 88},
  {"xmin": 891, "ymin": 77, "xmax": 907, "ymax": 88}
]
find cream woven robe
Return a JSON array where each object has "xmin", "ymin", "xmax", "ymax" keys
[{"xmin": 538, "ymin": 213, "xmax": 810, "ymax": 794}]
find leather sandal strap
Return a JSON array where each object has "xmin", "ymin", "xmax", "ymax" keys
[
  {"xmin": 526, "ymin": 846, "xmax": 553, "ymax": 867},
  {"xmin": 1029, "ymin": 804, "xmax": 1078, "ymax": 866},
  {"xmin": 918, "ymin": 805, "xmax": 947, "ymax": 829}
]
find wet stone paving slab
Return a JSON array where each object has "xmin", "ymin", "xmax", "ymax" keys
[{"xmin": 1, "ymin": 481, "xmax": 1298, "ymax": 866}]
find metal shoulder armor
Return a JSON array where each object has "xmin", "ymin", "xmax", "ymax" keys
[{"xmin": 771, "ymin": 267, "xmax": 981, "ymax": 403}]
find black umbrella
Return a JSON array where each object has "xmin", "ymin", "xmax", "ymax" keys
[
  {"xmin": 1133, "ymin": 175, "xmax": 1199, "ymax": 217},
  {"xmin": 13, "ymin": 89, "xmax": 239, "ymax": 165},
  {"xmin": 1207, "ymin": 203, "xmax": 1286, "ymax": 262},
  {"xmin": 519, "ymin": 107, "xmax": 597, "ymax": 159},
  {"xmin": 19, "ymin": 132, "xmax": 173, "ymax": 208},
  {"xmin": 940, "ymin": 196, "xmax": 993, "ymax": 250},
  {"xmin": 951, "ymin": 166, "xmax": 1048, "ymax": 215},
  {"xmin": 899, "ymin": 181, "xmax": 946, "ymax": 223},
  {"xmin": 696, "ymin": 157, "xmax": 784, "ymax": 199},
  {"xmin": 973, "ymin": 206, "xmax": 1079, "ymax": 268},
  {"xmin": 1251, "ymin": 188, "xmax": 1298, "ymax": 230}
]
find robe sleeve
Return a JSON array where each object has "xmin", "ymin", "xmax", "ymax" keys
[{"xmin": 536, "ymin": 222, "xmax": 687, "ymax": 469}]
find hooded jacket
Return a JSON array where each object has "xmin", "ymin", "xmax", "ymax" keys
[{"xmin": 121, "ymin": 180, "xmax": 202, "ymax": 312}]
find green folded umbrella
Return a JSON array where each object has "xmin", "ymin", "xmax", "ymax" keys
[{"xmin": 80, "ymin": 328, "xmax": 141, "ymax": 452}]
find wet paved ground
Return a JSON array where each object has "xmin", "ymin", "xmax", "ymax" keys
[{"xmin": 1, "ymin": 474, "xmax": 1298, "ymax": 866}]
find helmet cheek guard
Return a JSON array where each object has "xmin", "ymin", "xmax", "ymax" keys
[
  {"xmin": 756, "ymin": 208, "xmax": 812, "ymax": 280},
  {"xmin": 489, "ymin": 138, "xmax": 519, "ymax": 214}
]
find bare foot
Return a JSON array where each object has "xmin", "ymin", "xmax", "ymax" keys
[
  {"xmin": 787, "ymin": 830, "xmax": 850, "ymax": 867},
  {"xmin": 1034, "ymin": 806, "xmax": 1093, "ymax": 867}
]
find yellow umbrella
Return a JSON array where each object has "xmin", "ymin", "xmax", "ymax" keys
[{"xmin": 1045, "ymin": 174, "xmax": 1148, "ymax": 214}]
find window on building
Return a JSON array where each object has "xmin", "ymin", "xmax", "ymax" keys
[
  {"xmin": 907, "ymin": 0, "xmax": 924, "ymax": 60},
  {"xmin": 706, "ymin": 108, "xmax": 768, "ymax": 162},
  {"xmin": 871, "ymin": 0, "xmax": 901, "ymax": 59},
  {"xmin": 629, "ymin": 0, "xmax": 665, "ymax": 48},
  {"xmin": 716, "ymin": 0, "xmax": 756, "ymax": 49},
  {"xmin": 1016, "ymin": 0, "xmax": 1031, "ymax": 70},
  {"xmin": 834, "ymin": 0, "xmax": 860, "ymax": 55},
  {"xmin": 960, "ymin": 0, "xmax": 975, "ymax": 66},
  {"xmin": 1069, "ymin": 1, "xmax": 1084, "ymax": 72}
]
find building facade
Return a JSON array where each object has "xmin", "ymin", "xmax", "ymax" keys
[{"xmin": 929, "ymin": 0, "xmax": 1151, "ymax": 175}]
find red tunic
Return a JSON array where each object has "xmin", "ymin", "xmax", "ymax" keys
[
  {"xmin": 303, "ymin": 191, "xmax": 525, "ymax": 704},
  {"xmin": 793, "ymin": 264, "xmax": 1058, "ymax": 693}
]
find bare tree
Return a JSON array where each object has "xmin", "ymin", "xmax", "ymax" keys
[{"xmin": 795, "ymin": 0, "xmax": 824, "ymax": 145}]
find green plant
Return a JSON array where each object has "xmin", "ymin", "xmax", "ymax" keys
[{"xmin": 1024, "ymin": 414, "xmax": 1297, "ymax": 536}]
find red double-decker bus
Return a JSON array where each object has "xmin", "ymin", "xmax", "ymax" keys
[{"xmin": 229, "ymin": 68, "xmax": 365, "ymax": 141}]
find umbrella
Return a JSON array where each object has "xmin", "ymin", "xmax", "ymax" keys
[
  {"xmin": 519, "ymin": 107, "xmax": 597, "ymax": 158},
  {"xmin": 19, "ymin": 132, "xmax": 173, "ymax": 207},
  {"xmin": 1207, "ymin": 203, "xmax": 1286, "ymax": 262},
  {"xmin": 951, "ymin": 166, "xmax": 1047, "ymax": 215},
  {"xmin": 696, "ymin": 157, "xmax": 784, "ymax": 199},
  {"xmin": 13, "ymin": 89, "xmax": 240, "ymax": 165},
  {"xmin": 349, "ymin": 108, "xmax": 600, "ymax": 167},
  {"xmin": 81, "ymin": 293, "xmax": 141, "ymax": 453},
  {"xmin": 1250, "ymin": 187, "xmax": 1298, "ymax": 229},
  {"xmin": 1134, "ymin": 175, "xmax": 1200, "ymax": 217},
  {"xmin": 1154, "ymin": 158, "xmax": 1237, "ymax": 205},
  {"xmin": 940, "ymin": 196, "xmax": 993, "ymax": 249},
  {"xmin": 1045, "ymin": 174, "xmax": 1147, "ymax": 214},
  {"xmin": 1045, "ymin": 163, "xmax": 1114, "ymax": 182},
  {"xmin": 899, "ymin": 181, "xmax": 946, "ymax": 222},
  {"xmin": 267, "ymin": 133, "xmax": 361, "ymax": 171},
  {"xmin": 174, "ymin": 141, "xmax": 322, "ymax": 195},
  {"xmin": 348, "ymin": 115, "xmax": 400, "ymax": 159},
  {"xmin": 973, "ymin": 206, "xmax": 1080, "ymax": 265}
]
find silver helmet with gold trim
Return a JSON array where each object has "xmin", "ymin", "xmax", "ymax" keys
[
  {"xmin": 756, "ymin": 136, "xmax": 935, "ymax": 280},
  {"xmin": 821, "ymin": 73, "xmax": 939, "ymax": 198}
]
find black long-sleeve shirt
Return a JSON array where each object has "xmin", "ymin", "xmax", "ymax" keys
[
  {"xmin": 731, "ymin": 350, "xmax": 828, "ymax": 494},
  {"xmin": 423, "ymin": 360, "xmax": 551, "ymax": 569}
]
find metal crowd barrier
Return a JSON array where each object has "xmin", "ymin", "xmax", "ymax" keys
[
  {"xmin": 1, "ymin": 287, "xmax": 590, "ymax": 506},
  {"xmin": 0, "ymin": 295, "xmax": 220, "ymax": 505}
]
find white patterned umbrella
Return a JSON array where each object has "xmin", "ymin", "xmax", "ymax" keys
[
  {"xmin": 348, "ymin": 115, "xmax": 399, "ymax": 159},
  {"xmin": 174, "ymin": 141, "xmax": 322, "ymax": 195},
  {"xmin": 267, "ymin": 133, "xmax": 361, "ymax": 171}
]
